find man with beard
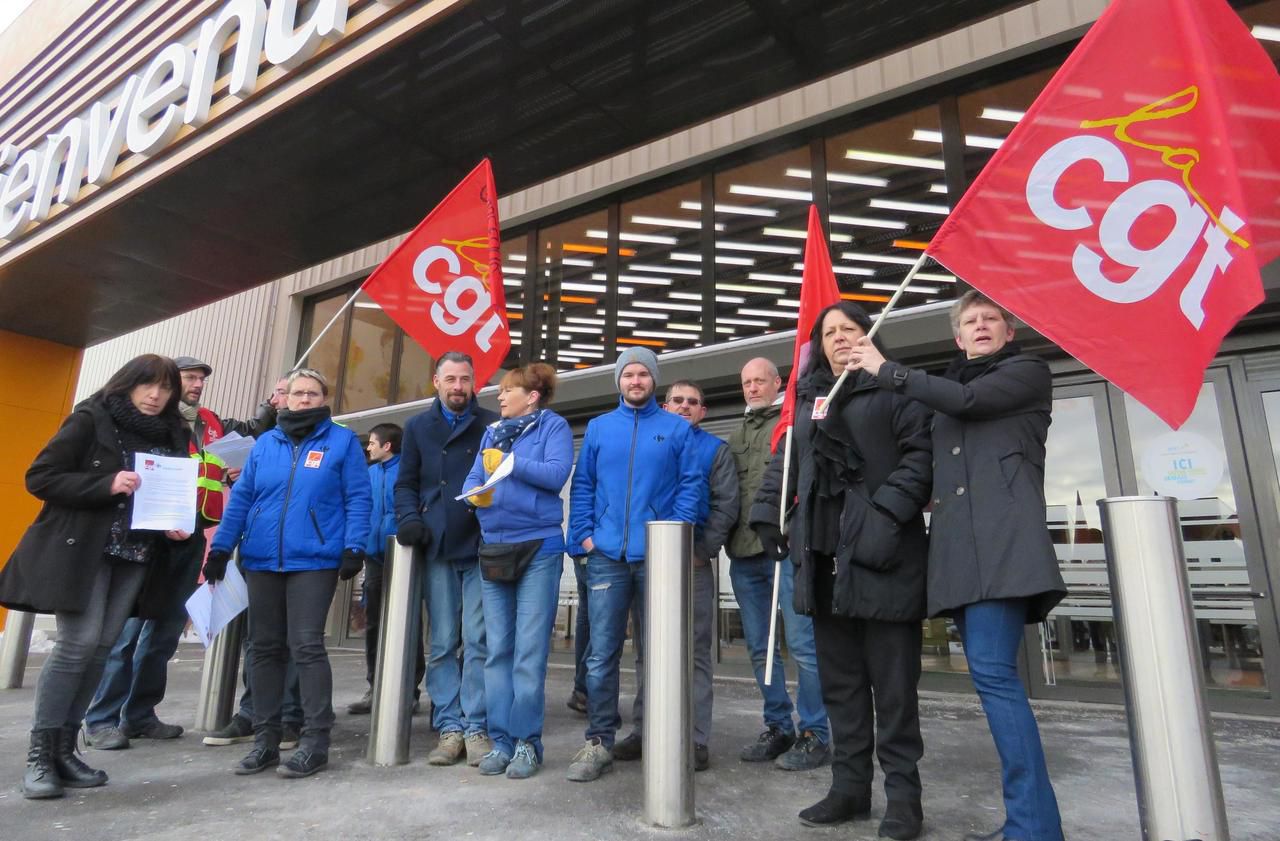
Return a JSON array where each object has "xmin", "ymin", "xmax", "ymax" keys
[
  {"xmin": 84, "ymin": 357, "xmax": 276, "ymax": 750},
  {"xmin": 395, "ymin": 351, "xmax": 499, "ymax": 767}
]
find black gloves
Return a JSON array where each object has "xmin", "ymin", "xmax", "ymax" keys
[
  {"xmin": 395, "ymin": 519, "xmax": 425, "ymax": 547},
  {"xmin": 339, "ymin": 548, "xmax": 366, "ymax": 581},
  {"xmin": 752, "ymin": 521, "xmax": 790, "ymax": 562},
  {"xmin": 203, "ymin": 549, "xmax": 231, "ymax": 583}
]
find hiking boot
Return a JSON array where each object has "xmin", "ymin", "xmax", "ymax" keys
[
  {"xmin": 775, "ymin": 730, "xmax": 830, "ymax": 771},
  {"xmin": 798, "ymin": 790, "xmax": 871, "ymax": 826},
  {"xmin": 203, "ymin": 714, "xmax": 253, "ymax": 746},
  {"xmin": 506, "ymin": 741, "xmax": 539, "ymax": 779},
  {"xmin": 611, "ymin": 731, "xmax": 642, "ymax": 761},
  {"xmin": 566, "ymin": 690, "xmax": 587, "ymax": 714},
  {"xmin": 878, "ymin": 800, "xmax": 924, "ymax": 840},
  {"xmin": 347, "ymin": 689, "xmax": 373, "ymax": 715},
  {"xmin": 477, "ymin": 749, "xmax": 511, "ymax": 776},
  {"xmin": 22, "ymin": 729, "xmax": 63, "ymax": 800},
  {"xmin": 565, "ymin": 738, "xmax": 613, "ymax": 782},
  {"xmin": 234, "ymin": 744, "xmax": 280, "ymax": 775},
  {"xmin": 84, "ymin": 725, "xmax": 130, "ymax": 750},
  {"xmin": 427, "ymin": 731, "xmax": 466, "ymax": 766},
  {"xmin": 694, "ymin": 743, "xmax": 710, "ymax": 772},
  {"xmin": 277, "ymin": 748, "xmax": 328, "ymax": 778},
  {"xmin": 55, "ymin": 726, "xmax": 107, "ymax": 788},
  {"xmin": 127, "ymin": 719, "xmax": 183, "ymax": 740},
  {"xmin": 280, "ymin": 724, "xmax": 301, "ymax": 751},
  {"xmin": 740, "ymin": 725, "xmax": 794, "ymax": 762},
  {"xmin": 465, "ymin": 732, "xmax": 493, "ymax": 767}
]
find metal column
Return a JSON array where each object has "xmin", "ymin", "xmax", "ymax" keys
[
  {"xmin": 1098, "ymin": 496, "xmax": 1230, "ymax": 841},
  {"xmin": 194, "ymin": 612, "xmax": 246, "ymax": 733},
  {"xmin": 643, "ymin": 521, "xmax": 695, "ymax": 828},
  {"xmin": 368, "ymin": 538, "xmax": 423, "ymax": 766},
  {"xmin": 0, "ymin": 610, "xmax": 35, "ymax": 690}
]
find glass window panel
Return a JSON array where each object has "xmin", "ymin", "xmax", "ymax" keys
[
  {"xmin": 297, "ymin": 289, "xmax": 349, "ymax": 403},
  {"xmin": 1241, "ymin": 1, "xmax": 1280, "ymax": 66},
  {"xmin": 395, "ymin": 336, "xmax": 435, "ymax": 403},
  {"xmin": 825, "ymin": 106, "xmax": 952, "ymax": 310},
  {"xmin": 339, "ymin": 289, "xmax": 397, "ymax": 413},
  {"xmin": 619, "ymin": 181, "xmax": 703, "ymax": 355},
  {"xmin": 500, "ymin": 235, "xmax": 528, "ymax": 373},
  {"xmin": 537, "ymin": 210, "xmax": 609, "ymax": 372},
  {"xmin": 714, "ymin": 146, "xmax": 811, "ymax": 340}
]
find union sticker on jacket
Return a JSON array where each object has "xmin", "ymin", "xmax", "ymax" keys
[
  {"xmin": 304, "ymin": 450, "xmax": 324, "ymax": 469},
  {"xmin": 810, "ymin": 393, "xmax": 830, "ymax": 420}
]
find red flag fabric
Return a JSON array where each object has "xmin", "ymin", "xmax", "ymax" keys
[
  {"xmin": 925, "ymin": 0, "xmax": 1280, "ymax": 429},
  {"xmin": 362, "ymin": 159, "xmax": 510, "ymax": 387},
  {"xmin": 771, "ymin": 205, "xmax": 842, "ymax": 453}
]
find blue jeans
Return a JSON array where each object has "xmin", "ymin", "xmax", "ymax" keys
[
  {"xmin": 482, "ymin": 549, "xmax": 563, "ymax": 760},
  {"xmin": 956, "ymin": 599, "xmax": 1063, "ymax": 841},
  {"xmin": 583, "ymin": 552, "xmax": 644, "ymax": 748},
  {"xmin": 572, "ymin": 557, "xmax": 590, "ymax": 696},
  {"xmin": 84, "ymin": 611, "xmax": 187, "ymax": 733},
  {"xmin": 424, "ymin": 557, "xmax": 487, "ymax": 735},
  {"xmin": 729, "ymin": 555, "xmax": 828, "ymax": 742}
]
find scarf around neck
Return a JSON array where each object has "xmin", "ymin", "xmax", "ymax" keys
[
  {"xmin": 104, "ymin": 393, "xmax": 180, "ymax": 456},
  {"xmin": 277, "ymin": 405, "xmax": 331, "ymax": 443},
  {"xmin": 490, "ymin": 410, "xmax": 541, "ymax": 453}
]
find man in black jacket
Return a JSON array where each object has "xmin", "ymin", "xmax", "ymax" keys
[{"xmin": 395, "ymin": 351, "xmax": 499, "ymax": 767}]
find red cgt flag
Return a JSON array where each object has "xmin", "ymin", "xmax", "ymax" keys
[
  {"xmin": 362, "ymin": 159, "xmax": 510, "ymax": 387},
  {"xmin": 771, "ymin": 205, "xmax": 842, "ymax": 453},
  {"xmin": 925, "ymin": 0, "xmax": 1280, "ymax": 429}
]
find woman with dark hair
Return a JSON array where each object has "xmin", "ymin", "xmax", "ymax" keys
[
  {"xmin": 462, "ymin": 362, "xmax": 573, "ymax": 779},
  {"xmin": 751, "ymin": 301, "xmax": 933, "ymax": 839},
  {"xmin": 847, "ymin": 291, "xmax": 1066, "ymax": 841},
  {"xmin": 1, "ymin": 354, "xmax": 194, "ymax": 799},
  {"xmin": 203, "ymin": 368, "xmax": 371, "ymax": 780}
]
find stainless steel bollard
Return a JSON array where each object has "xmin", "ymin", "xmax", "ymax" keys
[
  {"xmin": 368, "ymin": 537, "xmax": 423, "ymax": 765},
  {"xmin": 643, "ymin": 521, "xmax": 695, "ymax": 828},
  {"xmin": 0, "ymin": 610, "xmax": 36, "ymax": 689},
  {"xmin": 194, "ymin": 611, "xmax": 246, "ymax": 732},
  {"xmin": 1098, "ymin": 496, "xmax": 1230, "ymax": 841}
]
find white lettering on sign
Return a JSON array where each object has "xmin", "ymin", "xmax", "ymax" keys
[
  {"xmin": 0, "ymin": 0, "xmax": 372, "ymax": 245},
  {"xmin": 412, "ymin": 246, "xmax": 504, "ymax": 351},
  {"xmin": 1026, "ymin": 135, "xmax": 1244, "ymax": 329}
]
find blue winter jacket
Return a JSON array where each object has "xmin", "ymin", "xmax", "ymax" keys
[
  {"xmin": 212, "ymin": 418, "xmax": 373, "ymax": 572},
  {"xmin": 568, "ymin": 396, "xmax": 702, "ymax": 562},
  {"xmin": 463, "ymin": 410, "xmax": 573, "ymax": 548},
  {"xmin": 365, "ymin": 454, "xmax": 400, "ymax": 560}
]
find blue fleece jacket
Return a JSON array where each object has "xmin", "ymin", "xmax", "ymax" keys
[
  {"xmin": 212, "ymin": 419, "xmax": 372, "ymax": 572},
  {"xmin": 463, "ymin": 410, "xmax": 573, "ymax": 549},
  {"xmin": 568, "ymin": 396, "xmax": 702, "ymax": 562},
  {"xmin": 365, "ymin": 454, "xmax": 400, "ymax": 560}
]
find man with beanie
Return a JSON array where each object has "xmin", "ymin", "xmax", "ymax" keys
[
  {"xmin": 564, "ymin": 348, "xmax": 702, "ymax": 782},
  {"xmin": 84, "ymin": 356, "xmax": 276, "ymax": 750}
]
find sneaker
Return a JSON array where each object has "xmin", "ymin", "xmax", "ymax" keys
[
  {"xmin": 126, "ymin": 719, "xmax": 183, "ymax": 740},
  {"xmin": 427, "ymin": 731, "xmax": 466, "ymax": 766},
  {"xmin": 612, "ymin": 731, "xmax": 642, "ymax": 761},
  {"xmin": 234, "ymin": 745, "xmax": 280, "ymax": 775},
  {"xmin": 203, "ymin": 715, "xmax": 253, "ymax": 746},
  {"xmin": 84, "ymin": 726, "xmax": 129, "ymax": 751},
  {"xmin": 465, "ymin": 732, "xmax": 493, "ymax": 767},
  {"xmin": 506, "ymin": 741, "xmax": 539, "ymax": 779},
  {"xmin": 694, "ymin": 743, "xmax": 710, "ymax": 772},
  {"xmin": 566, "ymin": 690, "xmax": 588, "ymax": 714},
  {"xmin": 740, "ymin": 725, "xmax": 794, "ymax": 762},
  {"xmin": 280, "ymin": 724, "xmax": 301, "ymax": 751},
  {"xmin": 347, "ymin": 689, "xmax": 373, "ymax": 715},
  {"xmin": 565, "ymin": 738, "xmax": 613, "ymax": 782},
  {"xmin": 277, "ymin": 748, "xmax": 328, "ymax": 778},
  {"xmin": 775, "ymin": 730, "xmax": 831, "ymax": 771},
  {"xmin": 477, "ymin": 749, "xmax": 511, "ymax": 776}
]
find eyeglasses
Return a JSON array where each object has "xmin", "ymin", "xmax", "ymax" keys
[
  {"xmin": 289, "ymin": 390, "xmax": 323, "ymax": 399},
  {"xmin": 667, "ymin": 395, "xmax": 702, "ymax": 406}
]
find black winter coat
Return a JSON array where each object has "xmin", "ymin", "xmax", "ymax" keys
[
  {"xmin": 877, "ymin": 349, "xmax": 1066, "ymax": 623},
  {"xmin": 751, "ymin": 369, "xmax": 933, "ymax": 622},
  {"xmin": 394, "ymin": 398, "xmax": 499, "ymax": 564},
  {"xmin": 0, "ymin": 398, "xmax": 197, "ymax": 617}
]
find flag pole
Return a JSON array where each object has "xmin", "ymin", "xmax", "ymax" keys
[
  {"xmin": 290, "ymin": 283, "xmax": 367, "ymax": 372},
  {"xmin": 763, "ymin": 426, "xmax": 794, "ymax": 686},
  {"xmin": 823, "ymin": 249, "xmax": 931, "ymax": 403}
]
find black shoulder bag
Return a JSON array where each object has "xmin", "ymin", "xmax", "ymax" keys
[{"xmin": 478, "ymin": 539, "xmax": 543, "ymax": 583}]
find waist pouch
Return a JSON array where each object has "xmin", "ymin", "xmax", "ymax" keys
[{"xmin": 478, "ymin": 538, "xmax": 542, "ymax": 583}]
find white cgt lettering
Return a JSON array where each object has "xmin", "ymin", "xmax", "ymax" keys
[{"xmin": 412, "ymin": 246, "xmax": 503, "ymax": 351}]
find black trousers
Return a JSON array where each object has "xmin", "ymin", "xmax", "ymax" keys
[
  {"xmin": 362, "ymin": 559, "xmax": 426, "ymax": 691},
  {"xmin": 812, "ymin": 565, "xmax": 924, "ymax": 803},
  {"xmin": 246, "ymin": 569, "xmax": 339, "ymax": 752}
]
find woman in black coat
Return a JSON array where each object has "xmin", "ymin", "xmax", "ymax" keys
[
  {"xmin": 848, "ymin": 291, "xmax": 1067, "ymax": 841},
  {"xmin": 751, "ymin": 301, "xmax": 933, "ymax": 840},
  {"xmin": 0, "ymin": 354, "xmax": 193, "ymax": 800}
]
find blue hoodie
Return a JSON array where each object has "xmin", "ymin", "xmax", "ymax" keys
[
  {"xmin": 212, "ymin": 418, "xmax": 372, "ymax": 572},
  {"xmin": 568, "ymin": 396, "xmax": 701, "ymax": 562},
  {"xmin": 365, "ymin": 453, "xmax": 400, "ymax": 560},
  {"xmin": 463, "ymin": 410, "xmax": 573, "ymax": 549}
]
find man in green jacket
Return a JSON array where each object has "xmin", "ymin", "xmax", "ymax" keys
[{"xmin": 726, "ymin": 357, "xmax": 830, "ymax": 771}]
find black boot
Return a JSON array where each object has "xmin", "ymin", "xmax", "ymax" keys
[
  {"xmin": 22, "ymin": 729, "xmax": 64, "ymax": 800},
  {"xmin": 798, "ymin": 789, "xmax": 872, "ymax": 826},
  {"xmin": 878, "ymin": 799, "xmax": 923, "ymax": 840},
  {"xmin": 55, "ymin": 726, "xmax": 108, "ymax": 788}
]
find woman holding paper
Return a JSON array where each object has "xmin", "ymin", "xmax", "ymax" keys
[
  {"xmin": 0, "ymin": 354, "xmax": 193, "ymax": 800},
  {"xmin": 203, "ymin": 368, "xmax": 371, "ymax": 780},
  {"xmin": 462, "ymin": 362, "xmax": 573, "ymax": 779}
]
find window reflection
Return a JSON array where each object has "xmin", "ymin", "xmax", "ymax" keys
[
  {"xmin": 500, "ymin": 236, "xmax": 527, "ymax": 373},
  {"xmin": 619, "ymin": 181, "xmax": 703, "ymax": 353},
  {"xmin": 298, "ymin": 290, "xmax": 347, "ymax": 407},
  {"xmin": 538, "ymin": 210, "xmax": 610, "ymax": 371},
  {"xmin": 340, "ymin": 290, "xmax": 398, "ymax": 413}
]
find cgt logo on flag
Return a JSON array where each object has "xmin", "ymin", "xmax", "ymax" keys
[{"xmin": 926, "ymin": 0, "xmax": 1280, "ymax": 429}]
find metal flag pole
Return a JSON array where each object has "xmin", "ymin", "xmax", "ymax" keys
[
  {"xmin": 290, "ymin": 284, "xmax": 366, "ymax": 371},
  {"xmin": 763, "ymin": 426, "xmax": 794, "ymax": 687}
]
